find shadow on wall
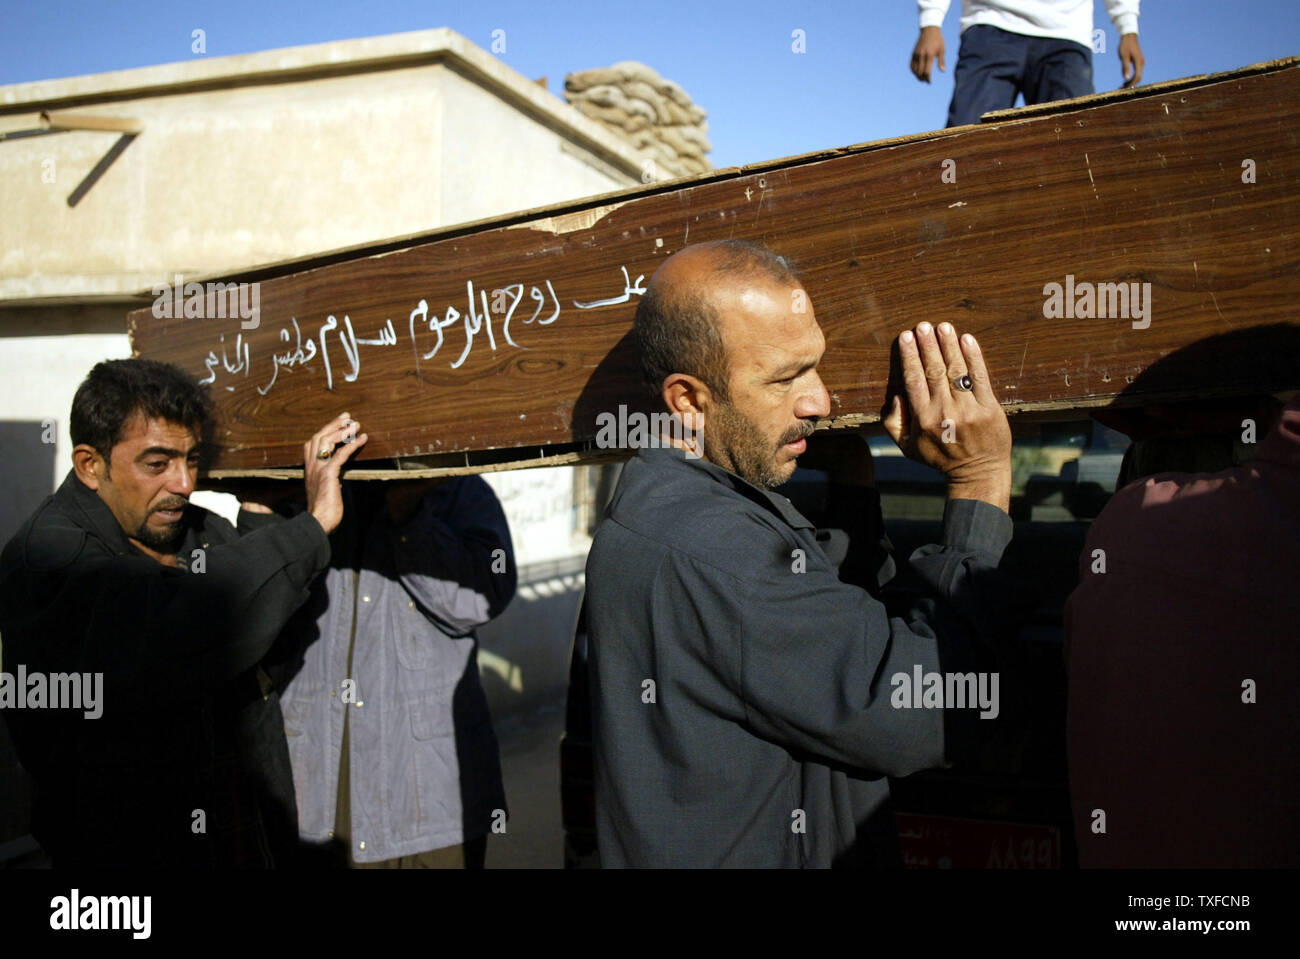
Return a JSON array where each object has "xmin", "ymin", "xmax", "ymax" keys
[
  {"xmin": 476, "ymin": 557, "xmax": 586, "ymax": 723},
  {"xmin": 0, "ymin": 421, "xmax": 57, "ymax": 547}
]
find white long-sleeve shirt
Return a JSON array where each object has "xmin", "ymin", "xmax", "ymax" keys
[{"xmin": 918, "ymin": 0, "xmax": 1139, "ymax": 51}]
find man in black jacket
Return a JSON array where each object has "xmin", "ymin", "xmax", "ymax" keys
[{"xmin": 0, "ymin": 359, "xmax": 366, "ymax": 867}]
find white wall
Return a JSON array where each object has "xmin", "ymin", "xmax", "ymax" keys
[
  {"xmin": 1, "ymin": 67, "xmax": 444, "ymax": 300},
  {"xmin": 437, "ymin": 65, "xmax": 630, "ymax": 227},
  {"xmin": 481, "ymin": 466, "xmax": 586, "ymax": 565},
  {"xmin": 0, "ymin": 330, "xmax": 132, "ymax": 492}
]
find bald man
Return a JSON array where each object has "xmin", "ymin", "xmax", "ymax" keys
[{"xmin": 585, "ymin": 239, "xmax": 1026, "ymax": 867}]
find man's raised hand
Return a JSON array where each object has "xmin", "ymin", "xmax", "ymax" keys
[
  {"xmin": 882, "ymin": 322, "xmax": 1012, "ymax": 512},
  {"xmin": 304, "ymin": 413, "xmax": 369, "ymax": 534}
]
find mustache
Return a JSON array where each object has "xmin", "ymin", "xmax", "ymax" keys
[
  {"xmin": 152, "ymin": 498, "xmax": 189, "ymax": 514},
  {"xmin": 779, "ymin": 421, "xmax": 816, "ymax": 446}
]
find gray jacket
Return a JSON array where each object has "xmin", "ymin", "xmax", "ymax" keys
[
  {"xmin": 278, "ymin": 478, "xmax": 515, "ymax": 862},
  {"xmin": 587, "ymin": 446, "xmax": 1022, "ymax": 868}
]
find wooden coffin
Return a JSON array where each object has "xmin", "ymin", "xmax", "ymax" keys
[{"xmin": 128, "ymin": 58, "xmax": 1300, "ymax": 477}]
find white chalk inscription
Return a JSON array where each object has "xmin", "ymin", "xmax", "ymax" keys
[{"xmin": 197, "ymin": 267, "xmax": 644, "ymax": 394}]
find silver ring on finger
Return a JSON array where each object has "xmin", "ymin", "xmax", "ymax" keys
[
  {"xmin": 317, "ymin": 445, "xmax": 333, "ymax": 460},
  {"xmin": 952, "ymin": 374, "xmax": 973, "ymax": 392}
]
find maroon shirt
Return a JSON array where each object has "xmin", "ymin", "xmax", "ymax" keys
[{"xmin": 1066, "ymin": 395, "xmax": 1300, "ymax": 867}]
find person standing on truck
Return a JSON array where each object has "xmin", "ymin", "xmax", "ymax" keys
[{"xmin": 910, "ymin": 0, "xmax": 1146, "ymax": 127}]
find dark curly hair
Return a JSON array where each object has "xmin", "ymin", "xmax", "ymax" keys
[{"xmin": 70, "ymin": 359, "xmax": 214, "ymax": 471}]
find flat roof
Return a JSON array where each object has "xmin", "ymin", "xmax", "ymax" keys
[{"xmin": 0, "ymin": 27, "xmax": 647, "ymax": 178}]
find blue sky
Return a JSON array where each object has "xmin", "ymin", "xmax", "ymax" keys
[{"xmin": 2, "ymin": 0, "xmax": 1297, "ymax": 168}]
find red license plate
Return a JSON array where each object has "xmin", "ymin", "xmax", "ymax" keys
[{"xmin": 895, "ymin": 812, "xmax": 1061, "ymax": 868}]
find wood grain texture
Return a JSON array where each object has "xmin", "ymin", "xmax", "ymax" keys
[{"xmin": 129, "ymin": 61, "xmax": 1300, "ymax": 472}]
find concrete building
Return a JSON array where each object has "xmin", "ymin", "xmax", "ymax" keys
[{"xmin": 0, "ymin": 27, "xmax": 709, "ymax": 859}]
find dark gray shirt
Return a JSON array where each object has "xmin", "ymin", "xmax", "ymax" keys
[{"xmin": 586, "ymin": 445, "xmax": 1016, "ymax": 868}]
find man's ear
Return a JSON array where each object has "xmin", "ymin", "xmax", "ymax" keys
[
  {"xmin": 661, "ymin": 373, "xmax": 711, "ymax": 436},
  {"xmin": 72, "ymin": 444, "xmax": 105, "ymax": 491}
]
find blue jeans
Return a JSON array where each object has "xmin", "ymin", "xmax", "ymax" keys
[{"xmin": 947, "ymin": 24, "xmax": 1094, "ymax": 127}]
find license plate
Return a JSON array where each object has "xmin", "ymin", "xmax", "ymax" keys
[{"xmin": 895, "ymin": 812, "xmax": 1061, "ymax": 868}]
